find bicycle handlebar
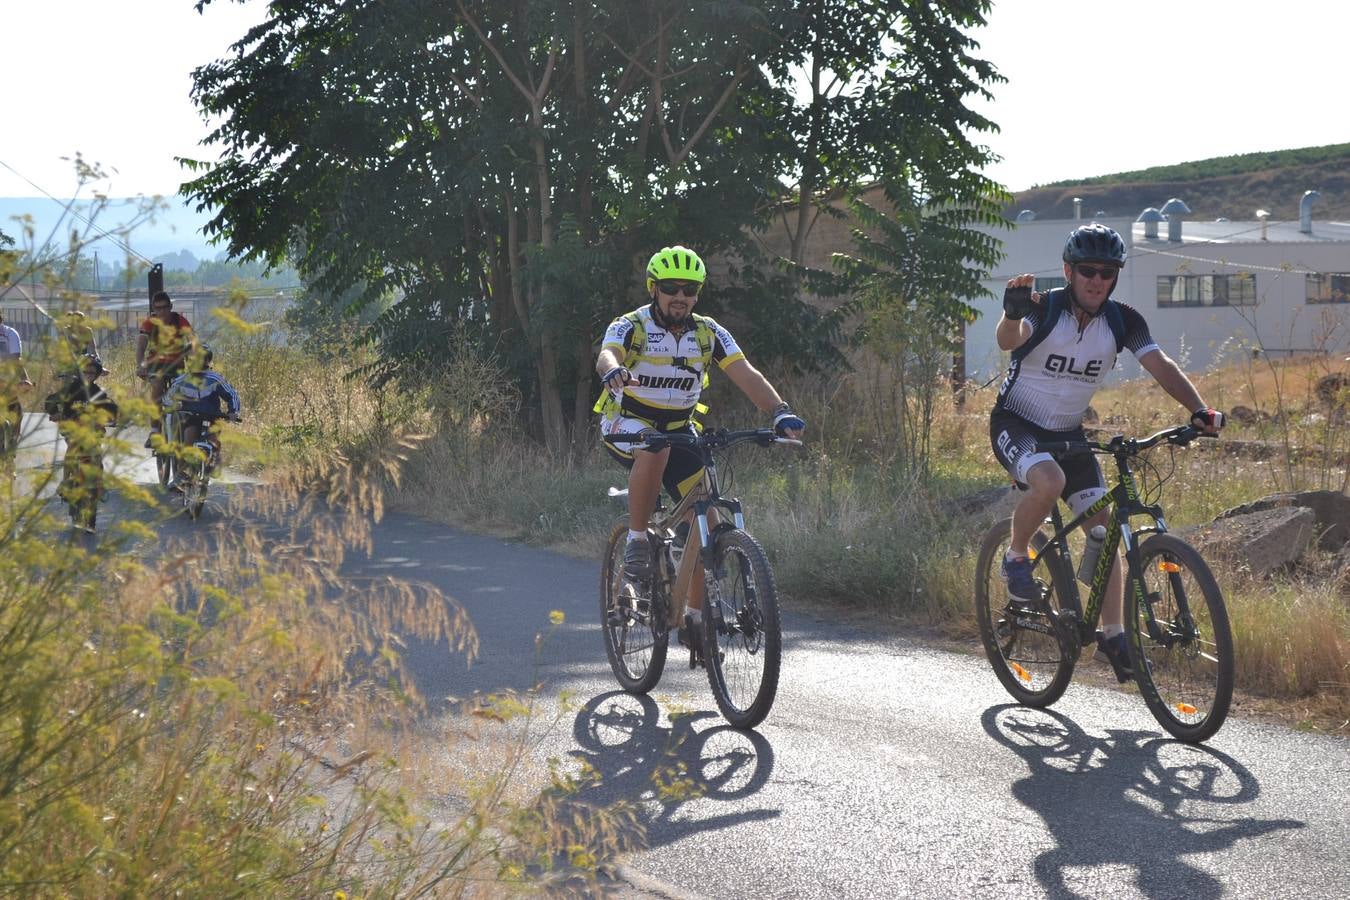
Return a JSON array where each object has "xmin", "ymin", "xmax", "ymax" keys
[
  {"xmin": 604, "ymin": 427, "xmax": 797, "ymax": 451},
  {"xmin": 1035, "ymin": 424, "xmax": 1215, "ymax": 457}
]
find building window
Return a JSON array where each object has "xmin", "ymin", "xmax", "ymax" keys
[
  {"xmin": 1034, "ymin": 276, "xmax": 1066, "ymax": 292},
  {"xmin": 1156, "ymin": 274, "xmax": 1257, "ymax": 308},
  {"xmin": 1306, "ymin": 273, "xmax": 1350, "ymax": 304}
]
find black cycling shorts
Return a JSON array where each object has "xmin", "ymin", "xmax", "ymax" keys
[{"xmin": 989, "ymin": 409, "xmax": 1106, "ymax": 516}]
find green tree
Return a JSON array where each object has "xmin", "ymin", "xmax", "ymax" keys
[
  {"xmin": 184, "ymin": 0, "xmax": 1003, "ymax": 451},
  {"xmin": 833, "ymin": 174, "xmax": 1008, "ymax": 472}
]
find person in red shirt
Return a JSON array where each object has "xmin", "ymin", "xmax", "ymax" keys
[{"xmin": 135, "ymin": 290, "xmax": 194, "ymax": 446}]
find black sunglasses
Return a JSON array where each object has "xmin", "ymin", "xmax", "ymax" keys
[
  {"xmin": 655, "ymin": 280, "xmax": 701, "ymax": 297},
  {"xmin": 1075, "ymin": 264, "xmax": 1120, "ymax": 281}
]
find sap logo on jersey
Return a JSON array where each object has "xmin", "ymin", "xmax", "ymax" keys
[
  {"xmin": 1045, "ymin": 354, "xmax": 1104, "ymax": 378},
  {"xmin": 638, "ymin": 374, "xmax": 697, "ymax": 391}
]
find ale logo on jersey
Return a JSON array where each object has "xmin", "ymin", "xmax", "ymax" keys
[{"xmin": 1045, "ymin": 353, "xmax": 1104, "ymax": 378}]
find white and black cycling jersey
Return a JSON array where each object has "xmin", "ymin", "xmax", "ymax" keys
[{"xmin": 995, "ymin": 296, "xmax": 1159, "ymax": 431}]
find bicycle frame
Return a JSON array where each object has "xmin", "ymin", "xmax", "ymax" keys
[
  {"xmin": 646, "ymin": 445, "xmax": 746, "ymax": 630},
  {"xmin": 1031, "ymin": 438, "xmax": 1177, "ymax": 648}
]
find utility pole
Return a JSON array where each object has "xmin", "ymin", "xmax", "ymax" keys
[{"xmin": 148, "ymin": 262, "xmax": 163, "ymax": 305}]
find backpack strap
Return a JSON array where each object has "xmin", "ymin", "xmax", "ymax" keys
[
  {"xmin": 1102, "ymin": 299, "xmax": 1127, "ymax": 354},
  {"xmin": 1010, "ymin": 288, "xmax": 1065, "ymax": 362},
  {"xmin": 1011, "ymin": 289, "xmax": 1127, "ymax": 361}
]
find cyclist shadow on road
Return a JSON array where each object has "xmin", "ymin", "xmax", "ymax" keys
[
  {"xmin": 561, "ymin": 691, "xmax": 779, "ymax": 855},
  {"xmin": 983, "ymin": 705, "xmax": 1304, "ymax": 900}
]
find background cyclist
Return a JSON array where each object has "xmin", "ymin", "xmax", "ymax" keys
[
  {"xmin": 595, "ymin": 245, "xmax": 804, "ymax": 647},
  {"xmin": 990, "ymin": 223, "xmax": 1224, "ymax": 681},
  {"xmin": 0, "ymin": 308, "xmax": 34, "ymax": 456},
  {"xmin": 162, "ymin": 345, "xmax": 242, "ymax": 484},
  {"xmin": 136, "ymin": 291, "xmax": 194, "ymax": 446}
]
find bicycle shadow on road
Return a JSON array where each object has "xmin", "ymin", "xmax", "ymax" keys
[
  {"xmin": 982, "ymin": 704, "xmax": 1304, "ymax": 900},
  {"xmin": 559, "ymin": 691, "xmax": 780, "ymax": 857}
]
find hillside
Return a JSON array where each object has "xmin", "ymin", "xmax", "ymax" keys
[{"xmin": 1008, "ymin": 143, "xmax": 1350, "ymax": 222}]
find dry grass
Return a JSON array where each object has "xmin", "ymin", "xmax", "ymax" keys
[{"xmin": 381, "ymin": 342, "xmax": 1349, "ymax": 732}]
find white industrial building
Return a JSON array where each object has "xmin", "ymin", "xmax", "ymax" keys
[{"xmin": 964, "ymin": 191, "xmax": 1350, "ymax": 383}]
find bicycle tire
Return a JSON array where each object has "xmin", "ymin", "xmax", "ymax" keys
[
  {"xmin": 975, "ymin": 519, "xmax": 1077, "ymax": 707},
  {"xmin": 186, "ymin": 462, "xmax": 208, "ymax": 519},
  {"xmin": 1128, "ymin": 533, "xmax": 1234, "ymax": 743},
  {"xmin": 599, "ymin": 520, "xmax": 668, "ymax": 693},
  {"xmin": 155, "ymin": 447, "xmax": 174, "ymax": 490},
  {"xmin": 702, "ymin": 528, "xmax": 781, "ymax": 730}
]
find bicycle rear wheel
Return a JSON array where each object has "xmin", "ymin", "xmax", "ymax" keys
[
  {"xmin": 975, "ymin": 519, "xmax": 1077, "ymax": 707},
  {"xmin": 599, "ymin": 520, "xmax": 668, "ymax": 693},
  {"xmin": 703, "ymin": 528, "xmax": 781, "ymax": 730},
  {"xmin": 1129, "ymin": 533, "xmax": 1234, "ymax": 743}
]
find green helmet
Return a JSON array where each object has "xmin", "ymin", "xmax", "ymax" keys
[{"xmin": 645, "ymin": 245, "xmax": 706, "ymax": 293}]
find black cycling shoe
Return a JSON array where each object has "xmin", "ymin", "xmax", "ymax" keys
[
  {"xmin": 1096, "ymin": 631, "xmax": 1135, "ymax": 683},
  {"xmin": 622, "ymin": 536, "xmax": 652, "ymax": 580}
]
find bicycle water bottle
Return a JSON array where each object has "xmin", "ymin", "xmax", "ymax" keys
[{"xmin": 1077, "ymin": 525, "xmax": 1108, "ymax": 585}]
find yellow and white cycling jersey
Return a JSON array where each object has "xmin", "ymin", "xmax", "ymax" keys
[{"xmin": 599, "ymin": 304, "xmax": 744, "ymax": 423}]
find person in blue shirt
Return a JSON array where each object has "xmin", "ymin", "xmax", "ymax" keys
[{"xmin": 161, "ymin": 345, "xmax": 242, "ymax": 478}]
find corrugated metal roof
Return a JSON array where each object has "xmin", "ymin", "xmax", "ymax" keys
[{"xmin": 1131, "ymin": 219, "xmax": 1350, "ymax": 244}]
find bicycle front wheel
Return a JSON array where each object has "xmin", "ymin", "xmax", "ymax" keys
[
  {"xmin": 703, "ymin": 528, "xmax": 781, "ymax": 730},
  {"xmin": 186, "ymin": 462, "xmax": 208, "ymax": 520},
  {"xmin": 975, "ymin": 519, "xmax": 1077, "ymax": 707},
  {"xmin": 1129, "ymin": 533, "xmax": 1234, "ymax": 743},
  {"xmin": 599, "ymin": 520, "xmax": 668, "ymax": 693}
]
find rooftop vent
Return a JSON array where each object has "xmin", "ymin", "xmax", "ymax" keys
[
  {"xmin": 1300, "ymin": 189, "xmax": 1321, "ymax": 234},
  {"xmin": 1015, "ymin": 209, "xmax": 1037, "ymax": 223},
  {"xmin": 1160, "ymin": 197, "xmax": 1192, "ymax": 242},
  {"xmin": 1137, "ymin": 207, "xmax": 1164, "ymax": 239}
]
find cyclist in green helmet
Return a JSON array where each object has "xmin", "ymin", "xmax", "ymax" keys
[{"xmin": 595, "ymin": 245, "xmax": 804, "ymax": 649}]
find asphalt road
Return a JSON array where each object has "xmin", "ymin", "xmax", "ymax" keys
[
  {"xmin": 354, "ymin": 512, "xmax": 1348, "ymax": 900},
  {"xmin": 16, "ymin": 414, "xmax": 1348, "ymax": 898}
]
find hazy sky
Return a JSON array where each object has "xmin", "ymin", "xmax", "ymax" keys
[{"xmin": 3, "ymin": 1, "xmax": 1346, "ymax": 199}]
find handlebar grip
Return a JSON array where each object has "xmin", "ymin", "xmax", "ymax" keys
[
  {"xmin": 1033, "ymin": 441, "xmax": 1087, "ymax": 455},
  {"xmin": 604, "ymin": 432, "xmax": 660, "ymax": 445}
]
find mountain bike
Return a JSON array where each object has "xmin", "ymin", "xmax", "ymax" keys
[
  {"xmin": 153, "ymin": 406, "xmax": 180, "ymax": 490},
  {"xmin": 0, "ymin": 408, "xmax": 15, "ymax": 480},
  {"xmin": 974, "ymin": 424, "xmax": 1234, "ymax": 743},
  {"xmin": 53, "ymin": 417, "xmax": 107, "ymax": 533},
  {"xmin": 600, "ymin": 427, "xmax": 796, "ymax": 729},
  {"xmin": 161, "ymin": 411, "xmax": 239, "ymax": 519}
]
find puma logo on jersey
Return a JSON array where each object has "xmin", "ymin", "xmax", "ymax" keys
[{"xmin": 638, "ymin": 374, "xmax": 696, "ymax": 391}]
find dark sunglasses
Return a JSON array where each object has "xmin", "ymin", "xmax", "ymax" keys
[
  {"xmin": 1075, "ymin": 264, "xmax": 1120, "ymax": 281},
  {"xmin": 655, "ymin": 280, "xmax": 701, "ymax": 297}
]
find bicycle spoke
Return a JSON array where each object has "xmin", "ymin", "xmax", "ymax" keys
[
  {"xmin": 975, "ymin": 522, "xmax": 1076, "ymax": 707},
  {"xmin": 704, "ymin": 530, "xmax": 781, "ymax": 729},
  {"xmin": 1131, "ymin": 535, "xmax": 1233, "ymax": 742}
]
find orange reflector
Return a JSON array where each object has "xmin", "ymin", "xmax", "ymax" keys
[
  {"xmin": 1159, "ymin": 561, "xmax": 1182, "ymax": 573},
  {"xmin": 1028, "ymin": 549, "xmax": 1037, "ymax": 560},
  {"xmin": 1011, "ymin": 662, "xmax": 1032, "ymax": 683},
  {"xmin": 1174, "ymin": 702, "xmax": 1197, "ymax": 715}
]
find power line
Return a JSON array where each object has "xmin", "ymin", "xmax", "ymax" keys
[{"xmin": 0, "ymin": 158, "xmax": 157, "ymax": 266}]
